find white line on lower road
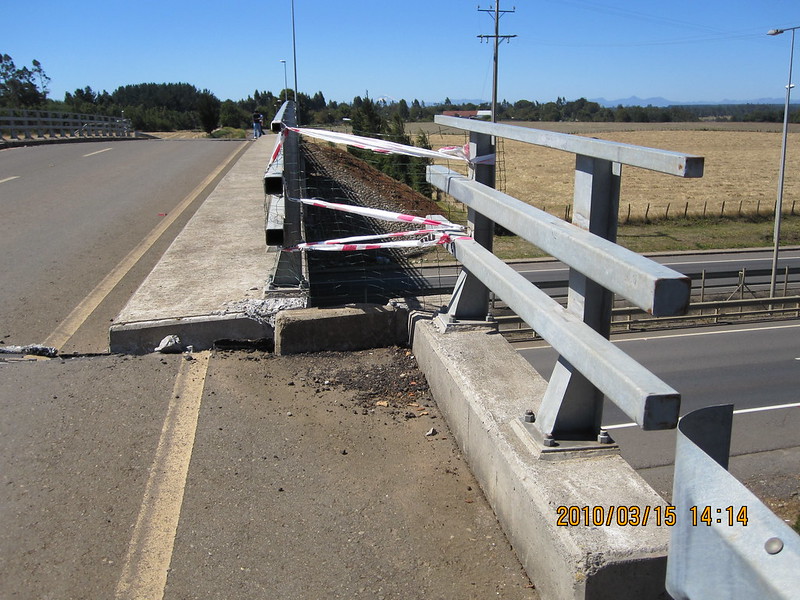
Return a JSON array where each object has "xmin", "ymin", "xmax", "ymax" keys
[
  {"xmin": 613, "ymin": 322, "xmax": 800, "ymax": 343},
  {"xmin": 603, "ymin": 402, "xmax": 800, "ymax": 430},
  {"xmin": 83, "ymin": 147, "xmax": 112, "ymax": 157},
  {"xmin": 0, "ymin": 176, "xmax": 20, "ymax": 184},
  {"xmin": 513, "ymin": 322, "xmax": 800, "ymax": 351}
]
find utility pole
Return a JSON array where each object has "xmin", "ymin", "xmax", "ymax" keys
[{"xmin": 478, "ymin": 2, "xmax": 517, "ymax": 122}]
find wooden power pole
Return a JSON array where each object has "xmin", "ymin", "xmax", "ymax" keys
[{"xmin": 478, "ymin": 2, "xmax": 517, "ymax": 122}]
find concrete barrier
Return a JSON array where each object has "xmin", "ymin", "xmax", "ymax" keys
[
  {"xmin": 411, "ymin": 318, "xmax": 671, "ymax": 600},
  {"xmin": 274, "ymin": 304, "xmax": 408, "ymax": 355},
  {"xmin": 109, "ymin": 313, "xmax": 273, "ymax": 354}
]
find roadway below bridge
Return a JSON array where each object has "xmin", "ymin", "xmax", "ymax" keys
[
  {"xmin": 514, "ymin": 320, "xmax": 800, "ymax": 521},
  {"xmin": 403, "ymin": 247, "xmax": 800, "ymax": 301}
]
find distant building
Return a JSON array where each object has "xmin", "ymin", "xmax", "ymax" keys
[{"xmin": 442, "ymin": 110, "xmax": 492, "ymax": 119}]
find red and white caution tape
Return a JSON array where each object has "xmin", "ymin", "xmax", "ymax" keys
[
  {"xmin": 267, "ymin": 129, "xmax": 285, "ymax": 168},
  {"xmin": 286, "ymin": 127, "xmax": 495, "ymax": 165},
  {"xmin": 282, "ymin": 197, "xmax": 470, "ymax": 252},
  {"xmin": 285, "ymin": 231, "xmax": 469, "ymax": 252},
  {"xmin": 292, "ymin": 197, "xmax": 465, "ymax": 229}
]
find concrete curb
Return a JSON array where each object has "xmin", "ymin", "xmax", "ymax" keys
[
  {"xmin": 109, "ymin": 137, "xmax": 278, "ymax": 353},
  {"xmin": 274, "ymin": 304, "xmax": 408, "ymax": 355},
  {"xmin": 109, "ymin": 313, "xmax": 273, "ymax": 354},
  {"xmin": 411, "ymin": 319, "xmax": 671, "ymax": 600}
]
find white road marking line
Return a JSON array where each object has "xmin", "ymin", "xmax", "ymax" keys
[
  {"xmin": 603, "ymin": 402, "xmax": 800, "ymax": 430},
  {"xmin": 514, "ymin": 323, "xmax": 800, "ymax": 351},
  {"xmin": 114, "ymin": 351, "xmax": 209, "ymax": 600},
  {"xmin": 0, "ymin": 176, "xmax": 20, "ymax": 184},
  {"xmin": 515, "ymin": 254, "xmax": 800, "ymax": 276},
  {"xmin": 613, "ymin": 322, "xmax": 800, "ymax": 343},
  {"xmin": 664, "ymin": 256, "xmax": 800, "ymax": 266},
  {"xmin": 83, "ymin": 147, "xmax": 113, "ymax": 157}
]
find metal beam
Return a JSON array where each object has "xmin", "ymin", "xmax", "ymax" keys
[
  {"xmin": 449, "ymin": 238, "xmax": 680, "ymax": 430},
  {"xmin": 435, "ymin": 115, "xmax": 704, "ymax": 177},
  {"xmin": 429, "ymin": 166, "xmax": 690, "ymax": 316},
  {"xmin": 667, "ymin": 405, "xmax": 800, "ymax": 599}
]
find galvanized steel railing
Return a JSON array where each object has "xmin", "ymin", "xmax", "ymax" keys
[
  {"xmin": 429, "ymin": 114, "xmax": 702, "ymax": 439},
  {"xmin": 667, "ymin": 405, "xmax": 800, "ymax": 599},
  {"xmin": 0, "ymin": 108, "xmax": 132, "ymax": 141},
  {"xmin": 429, "ymin": 116, "xmax": 800, "ymax": 597}
]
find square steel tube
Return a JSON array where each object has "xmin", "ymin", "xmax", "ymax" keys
[
  {"xmin": 450, "ymin": 238, "xmax": 680, "ymax": 430},
  {"xmin": 434, "ymin": 115, "xmax": 704, "ymax": 178},
  {"xmin": 429, "ymin": 166, "xmax": 691, "ymax": 316}
]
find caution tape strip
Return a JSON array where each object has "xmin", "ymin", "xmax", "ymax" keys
[{"xmin": 282, "ymin": 198, "xmax": 470, "ymax": 252}]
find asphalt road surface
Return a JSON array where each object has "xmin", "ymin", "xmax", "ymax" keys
[{"xmin": 0, "ymin": 139, "xmax": 247, "ymax": 353}]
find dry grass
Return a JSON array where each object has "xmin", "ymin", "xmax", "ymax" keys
[
  {"xmin": 418, "ymin": 122, "xmax": 800, "ymax": 222},
  {"xmin": 403, "ymin": 121, "xmax": 800, "ymax": 256}
]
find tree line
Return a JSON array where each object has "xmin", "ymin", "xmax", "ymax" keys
[{"xmin": 3, "ymin": 52, "xmax": 799, "ymax": 134}]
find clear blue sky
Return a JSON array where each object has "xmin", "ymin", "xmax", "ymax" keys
[{"xmin": 5, "ymin": 0, "xmax": 800, "ymax": 106}]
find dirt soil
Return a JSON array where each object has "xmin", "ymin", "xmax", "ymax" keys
[
  {"xmin": 303, "ymin": 140, "xmax": 442, "ymax": 219},
  {"xmin": 174, "ymin": 347, "xmax": 540, "ymax": 599}
]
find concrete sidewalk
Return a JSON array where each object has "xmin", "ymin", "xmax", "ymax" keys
[{"xmin": 110, "ymin": 136, "xmax": 282, "ymax": 353}]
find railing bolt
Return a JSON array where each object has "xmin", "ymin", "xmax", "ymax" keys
[
  {"xmin": 597, "ymin": 430, "xmax": 613, "ymax": 444},
  {"xmin": 765, "ymin": 537, "xmax": 784, "ymax": 555},
  {"xmin": 523, "ymin": 409, "xmax": 535, "ymax": 423},
  {"xmin": 543, "ymin": 433, "xmax": 557, "ymax": 447}
]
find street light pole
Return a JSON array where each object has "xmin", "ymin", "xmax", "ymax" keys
[
  {"xmin": 279, "ymin": 59, "xmax": 288, "ymax": 101},
  {"xmin": 767, "ymin": 26, "xmax": 798, "ymax": 299},
  {"xmin": 290, "ymin": 0, "xmax": 298, "ymax": 103}
]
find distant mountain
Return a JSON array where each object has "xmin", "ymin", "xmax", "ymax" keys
[
  {"xmin": 591, "ymin": 95, "xmax": 789, "ymax": 107},
  {"xmin": 591, "ymin": 96, "xmax": 673, "ymax": 107}
]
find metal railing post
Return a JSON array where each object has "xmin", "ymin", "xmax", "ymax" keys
[
  {"xmin": 268, "ymin": 101, "xmax": 308, "ymax": 289},
  {"xmin": 445, "ymin": 130, "xmax": 495, "ymax": 321},
  {"xmin": 536, "ymin": 156, "xmax": 621, "ymax": 439}
]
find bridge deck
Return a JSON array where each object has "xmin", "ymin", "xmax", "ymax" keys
[{"xmin": 110, "ymin": 136, "xmax": 281, "ymax": 353}]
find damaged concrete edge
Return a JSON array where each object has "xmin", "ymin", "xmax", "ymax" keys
[
  {"xmin": 410, "ymin": 318, "xmax": 671, "ymax": 600},
  {"xmin": 273, "ymin": 303, "xmax": 409, "ymax": 355},
  {"xmin": 109, "ymin": 312, "xmax": 274, "ymax": 354},
  {"xmin": 109, "ymin": 299, "xmax": 412, "ymax": 356},
  {"xmin": 109, "ymin": 296, "xmax": 308, "ymax": 355}
]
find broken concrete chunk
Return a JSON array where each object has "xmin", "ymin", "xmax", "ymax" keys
[{"xmin": 155, "ymin": 335, "xmax": 182, "ymax": 353}]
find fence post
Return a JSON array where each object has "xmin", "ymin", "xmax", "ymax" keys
[
  {"xmin": 270, "ymin": 102, "xmax": 306, "ymax": 288},
  {"xmin": 445, "ymin": 130, "xmax": 495, "ymax": 321},
  {"xmin": 536, "ymin": 155, "xmax": 621, "ymax": 440}
]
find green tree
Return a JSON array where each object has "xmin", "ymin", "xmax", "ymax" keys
[
  {"xmin": 197, "ymin": 90, "xmax": 221, "ymax": 133},
  {"xmin": 0, "ymin": 53, "xmax": 49, "ymax": 107},
  {"xmin": 220, "ymin": 99, "xmax": 247, "ymax": 128},
  {"xmin": 350, "ymin": 95, "xmax": 385, "ymax": 136},
  {"xmin": 397, "ymin": 99, "xmax": 410, "ymax": 120}
]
